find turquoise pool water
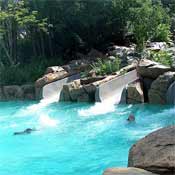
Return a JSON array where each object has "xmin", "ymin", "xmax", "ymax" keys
[{"xmin": 0, "ymin": 101, "xmax": 174, "ymax": 175}]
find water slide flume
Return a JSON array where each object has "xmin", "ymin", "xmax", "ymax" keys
[{"xmin": 95, "ymin": 69, "xmax": 139, "ymax": 103}]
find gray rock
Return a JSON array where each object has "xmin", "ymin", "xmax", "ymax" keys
[
  {"xmin": 80, "ymin": 76, "xmax": 105, "ymax": 85},
  {"xmin": 138, "ymin": 64, "xmax": 172, "ymax": 79},
  {"xmin": 0, "ymin": 86, "xmax": 4, "ymax": 100},
  {"xmin": 142, "ymin": 78, "xmax": 154, "ymax": 102},
  {"xmin": 166, "ymin": 81, "xmax": 175, "ymax": 104},
  {"xmin": 35, "ymin": 71, "xmax": 68, "ymax": 88},
  {"xmin": 148, "ymin": 72, "xmax": 175, "ymax": 104},
  {"xmin": 128, "ymin": 126, "xmax": 175, "ymax": 175},
  {"xmin": 21, "ymin": 84, "xmax": 36, "ymax": 100},
  {"xmin": 3, "ymin": 85, "xmax": 23, "ymax": 100},
  {"xmin": 45, "ymin": 66, "xmax": 65, "ymax": 74},
  {"xmin": 127, "ymin": 81, "xmax": 144, "ymax": 104},
  {"xmin": 146, "ymin": 42, "xmax": 167, "ymax": 51},
  {"xmin": 103, "ymin": 168, "xmax": 158, "ymax": 175}
]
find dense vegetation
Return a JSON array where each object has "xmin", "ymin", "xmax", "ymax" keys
[{"xmin": 0, "ymin": 0, "xmax": 174, "ymax": 85}]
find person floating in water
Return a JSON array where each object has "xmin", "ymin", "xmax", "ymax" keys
[
  {"xmin": 127, "ymin": 114, "xmax": 135, "ymax": 122},
  {"xmin": 13, "ymin": 128, "xmax": 36, "ymax": 135}
]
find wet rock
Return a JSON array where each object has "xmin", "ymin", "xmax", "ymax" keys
[
  {"xmin": 128, "ymin": 126, "xmax": 175, "ymax": 175},
  {"xmin": 148, "ymin": 72, "xmax": 175, "ymax": 104},
  {"xmin": 127, "ymin": 81, "xmax": 144, "ymax": 104},
  {"xmin": 103, "ymin": 167, "xmax": 158, "ymax": 175},
  {"xmin": 77, "ymin": 93, "xmax": 90, "ymax": 102}
]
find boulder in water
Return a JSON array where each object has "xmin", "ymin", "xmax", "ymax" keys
[{"xmin": 128, "ymin": 126, "xmax": 175, "ymax": 175}]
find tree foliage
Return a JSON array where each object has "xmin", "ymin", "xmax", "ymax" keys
[{"xmin": 0, "ymin": 0, "xmax": 173, "ymax": 85}]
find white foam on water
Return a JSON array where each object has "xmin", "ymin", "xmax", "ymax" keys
[
  {"xmin": 78, "ymin": 95, "xmax": 119, "ymax": 117},
  {"xmin": 26, "ymin": 94, "xmax": 59, "ymax": 113},
  {"xmin": 38, "ymin": 114, "xmax": 59, "ymax": 127}
]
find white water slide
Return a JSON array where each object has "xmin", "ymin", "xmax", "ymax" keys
[
  {"xmin": 95, "ymin": 70, "xmax": 139, "ymax": 103},
  {"xmin": 42, "ymin": 74, "xmax": 80, "ymax": 100},
  {"xmin": 41, "ymin": 69, "xmax": 139, "ymax": 104}
]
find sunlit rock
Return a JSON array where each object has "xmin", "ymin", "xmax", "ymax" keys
[{"xmin": 128, "ymin": 126, "xmax": 175, "ymax": 175}]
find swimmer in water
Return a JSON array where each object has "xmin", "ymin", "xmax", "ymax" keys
[
  {"xmin": 127, "ymin": 114, "xmax": 135, "ymax": 122},
  {"xmin": 13, "ymin": 128, "xmax": 36, "ymax": 135}
]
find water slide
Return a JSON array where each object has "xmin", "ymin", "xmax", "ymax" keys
[
  {"xmin": 42, "ymin": 74, "xmax": 80, "ymax": 100},
  {"xmin": 95, "ymin": 70, "xmax": 139, "ymax": 103}
]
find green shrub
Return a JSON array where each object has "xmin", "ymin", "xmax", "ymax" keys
[
  {"xmin": 91, "ymin": 57, "xmax": 121, "ymax": 76},
  {"xmin": 150, "ymin": 50, "xmax": 173, "ymax": 66},
  {"xmin": 0, "ymin": 57, "xmax": 64, "ymax": 85},
  {"xmin": 152, "ymin": 24, "xmax": 172, "ymax": 42}
]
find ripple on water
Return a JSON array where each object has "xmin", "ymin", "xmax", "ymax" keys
[{"xmin": 0, "ymin": 101, "xmax": 174, "ymax": 175}]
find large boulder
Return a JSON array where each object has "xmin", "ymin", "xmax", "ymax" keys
[
  {"xmin": 148, "ymin": 72, "xmax": 175, "ymax": 104},
  {"xmin": 60, "ymin": 80, "xmax": 96, "ymax": 102},
  {"xmin": 138, "ymin": 63, "xmax": 172, "ymax": 79},
  {"xmin": 103, "ymin": 168, "xmax": 158, "ymax": 175},
  {"xmin": 60, "ymin": 80, "xmax": 86, "ymax": 102},
  {"xmin": 127, "ymin": 81, "xmax": 144, "ymax": 104},
  {"xmin": 128, "ymin": 126, "xmax": 175, "ymax": 175},
  {"xmin": 35, "ymin": 70, "xmax": 68, "ymax": 88}
]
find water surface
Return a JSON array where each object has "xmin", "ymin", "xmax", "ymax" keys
[{"xmin": 0, "ymin": 101, "xmax": 174, "ymax": 175}]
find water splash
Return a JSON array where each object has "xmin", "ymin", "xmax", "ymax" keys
[
  {"xmin": 39, "ymin": 114, "xmax": 59, "ymax": 127},
  {"xmin": 78, "ymin": 95, "xmax": 119, "ymax": 117},
  {"xmin": 26, "ymin": 94, "xmax": 59, "ymax": 113}
]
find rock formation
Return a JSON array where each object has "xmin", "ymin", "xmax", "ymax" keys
[
  {"xmin": 148, "ymin": 72, "xmax": 175, "ymax": 104},
  {"xmin": 128, "ymin": 126, "xmax": 175, "ymax": 175},
  {"xmin": 127, "ymin": 81, "xmax": 144, "ymax": 104}
]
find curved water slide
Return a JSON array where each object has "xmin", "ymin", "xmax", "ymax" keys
[
  {"xmin": 42, "ymin": 74, "xmax": 80, "ymax": 100},
  {"xmin": 95, "ymin": 70, "xmax": 139, "ymax": 103}
]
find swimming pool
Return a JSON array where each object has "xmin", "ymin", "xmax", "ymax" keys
[{"xmin": 0, "ymin": 101, "xmax": 174, "ymax": 175}]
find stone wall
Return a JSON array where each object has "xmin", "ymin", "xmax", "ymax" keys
[{"xmin": 0, "ymin": 84, "xmax": 36, "ymax": 101}]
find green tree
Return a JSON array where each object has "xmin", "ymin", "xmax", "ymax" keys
[{"xmin": 0, "ymin": 0, "xmax": 47, "ymax": 66}]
